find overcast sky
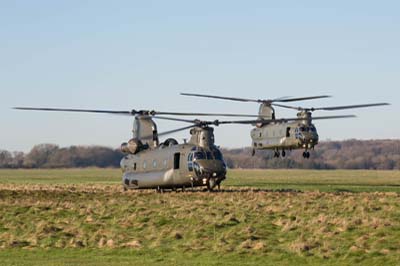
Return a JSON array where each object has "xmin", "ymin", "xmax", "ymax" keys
[{"xmin": 1, "ymin": 0, "xmax": 398, "ymax": 152}]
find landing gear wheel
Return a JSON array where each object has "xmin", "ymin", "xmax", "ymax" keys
[
  {"xmin": 282, "ymin": 150, "xmax": 286, "ymax": 157},
  {"xmin": 252, "ymin": 149, "xmax": 255, "ymax": 156},
  {"xmin": 207, "ymin": 178, "xmax": 216, "ymax": 192},
  {"xmin": 274, "ymin": 151, "xmax": 280, "ymax": 158}
]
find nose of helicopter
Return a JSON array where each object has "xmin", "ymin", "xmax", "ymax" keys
[
  {"xmin": 300, "ymin": 132, "xmax": 319, "ymax": 148},
  {"xmin": 193, "ymin": 160, "xmax": 227, "ymax": 178}
]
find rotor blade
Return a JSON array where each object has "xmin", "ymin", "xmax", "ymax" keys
[
  {"xmin": 277, "ymin": 95, "xmax": 331, "ymax": 102},
  {"xmin": 180, "ymin": 93, "xmax": 261, "ymax": 103},
  {"xmin": 181, "ymin": 93, "xmax": 331, "ymax": 104},
  {"xmin": 311, "ymin": 115, "xmax": 356, "ymax": 120},
  {"xmin": 152, "ymin": 116, "xmax": 198, "ymax": 124},
  {"xmin": 272, "ymin": 102, "xmax": 390, "ymax": 111},
  {"xmin": 311, "ymin": 103, "xmax": 390, "ymax": 111},
  {"xmin": 215, "ymin": 117, "xmax": 305, "ymax": 125},
  {"xmin": 154, "ymin": 111, "xmax": 261, "ymax": 117},
  {"xmin": 13, "ymin": 107, "xmax": 264, "ymax": 118},
  {"xmin": 140, "ymin": 125, "xmax": 195, "ymax": 140},
  {"xmin": 157, "ymin": 125, "xmax": 195, "ymax": 137},
  {"xmin": 214, "ymin": 115, "xmax": 355, "ymax": 125},
  {"xmin": 271, "ymin": 103, "xmax": 302, "ymax": 110},
  {"xmin": 13, "ymin": 107, "xmax": 132, "ymax": 115}
]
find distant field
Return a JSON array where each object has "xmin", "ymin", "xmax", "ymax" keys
[
  {"xmin": 0, "ymin": 168, "xmax": 399, "ymax": 265},
  {"xmin": 0, "ymin": 168, "xmax": 400, "ymax": 192}
]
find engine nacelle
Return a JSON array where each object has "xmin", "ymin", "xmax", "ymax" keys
[{"xmin": 121, "ymin": 139, "xmax": 143, "ymax": 154}]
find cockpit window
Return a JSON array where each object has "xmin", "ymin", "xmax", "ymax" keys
[
  {"xmin": 213, "ymin": 150, "xmax": 223, "ymax": 161},
  {"xmin": 194, "ymin": 152, "xmax": 206, "ymax": 160},
  {"xmin": 206, "ymin": 152, "xmax": 213, "ymax": 160}
]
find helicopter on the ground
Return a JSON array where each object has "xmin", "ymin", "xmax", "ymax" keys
[
  {"xmin": 181, "ymin": 93, "xmax": 389, "ymax": 158},
  {"xmin": 13, "ymin": 107, "xmax": 287, "ymax": 191}
]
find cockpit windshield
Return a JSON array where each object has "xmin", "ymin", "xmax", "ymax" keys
[
  {"xmin": 213, "ymin": 150, "xmax": 223, "ymax": 161},
  {"xmin": 298, "ymin": 125, "xmax": 317, "ymax": 133},
  {"xmin": 189, "ymin": 147, "xmax": 224, "ymax": 161},
  {"xmin": 193, "ymin": 152, "xmax": 206, "ymax": 160}
]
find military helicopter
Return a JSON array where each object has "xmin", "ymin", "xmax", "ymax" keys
[
  {"xmin": 13, "ymin": 106, "xmax": 294, "ymax": 191},
  {"xmin": 181, "ymin": 93, "xmax": 389, "ymax": 158}
]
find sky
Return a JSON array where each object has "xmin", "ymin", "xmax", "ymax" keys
[{"xmin": 0, "ymin": 0, "xmax": 399, "ymax": 152}]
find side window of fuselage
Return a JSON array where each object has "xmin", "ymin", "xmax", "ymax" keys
[{"xmin": 174, "ymin": 153, "xmax": 180, "ymax": 170}]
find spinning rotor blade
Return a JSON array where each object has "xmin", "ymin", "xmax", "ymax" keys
[
  {"xmin": 310, "ymin": 103, "xmax": 390, "ymax": 111},
  {"xmin": 181, "ymin": 93, "xmax": 331, "ymax": 103},
  {"xmin": 216, "ymin": 115, "xmax": 355, "ymax": 125},
  {"xmin": 181, "ymin": 93, "xmax": 261, "ymax": 103},
  {"xmin": 278, "ymin": 95, "xmax": 331, "ymax": 102},
  {"xmin": 13, "ymin": 107, "xmax": 132, "ymax": 115},
  {"xmin": 154, "ymin": 111, "xmax": 260, "ymax": 117},
  {"xmin": 157, "ymin": 125, "xmax": 195, "ymax": 137},
  {"xmin": 272, "ymin": 103, "xmax": 390, "ymax": 111},
  {"xmin": 140, "ymin": 125, "xmax": 196, "ymax": 140},
  {"xmin": 14, "ymin": 107, "xmax": 263, "ymax": 118},
  {"xmin": 310, "ymin": 115, "xmax": 356, "ymax": 120},
  {"xmin": 152, "ymin": 116, "xmax": 198, "ymax": 124},
  {"xmin": 157, "ymin": 115, "xmax": 356, "ymax": 127}
]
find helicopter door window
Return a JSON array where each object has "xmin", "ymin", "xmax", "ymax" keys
[
  {"xmin": 133, "ymin": 163, "xmax": 137, "ymax": 171},
  {"xmin": 153, "ymin": 160, "xmax": 157, "ymax": 169},
  {"xmin": 286, "ymin": 127, "xmax": 291, "ymax": 137},
  {"xmin": 174, "ymin": 153, "xmax": 180, "ymax": 170},
  {"xmin": 143, "ymin": 161, "xmax": 147, "ymax": 170}
]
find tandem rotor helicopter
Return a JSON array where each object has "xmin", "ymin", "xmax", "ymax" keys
[
  {"xmin": 13, "ymin": 106, "xmax": 262, "ymax": 191},
  {"xmin": 14, "ymin": 94, "xmax": 388, "ymax": 191},
  {"xmin": 181, "ymin": 93, "xmax": 389, "ymax": 158}
]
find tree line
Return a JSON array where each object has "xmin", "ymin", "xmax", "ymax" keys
[
  {"xmin": 0, "ymin": 139, "xmax": 399, "ymax": 170},
  {"xmin": 222, "ymin": 139, "xmax": 400, "ymax": 170}
]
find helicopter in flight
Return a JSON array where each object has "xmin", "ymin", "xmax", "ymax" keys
[
  {"xmin": 181, "ymin": 93, "xmax": 389, "ymax": 159},
  {"xmin": 13, "ymin": 106, "xmax": 286, "ymax": 191}
]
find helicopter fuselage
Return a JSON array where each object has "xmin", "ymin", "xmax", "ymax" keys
[
  {"xmin": 251, "ymin": 121, "xmax": 319, "ymax": 151},
  {"xmin": 120, "ymin": 142, "xmax": 226, "ymax": 190}
]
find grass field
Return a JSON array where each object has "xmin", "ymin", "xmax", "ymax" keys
[{"xmin": 0, "ymin": 168, "xmax": 399, "ymax": 265}]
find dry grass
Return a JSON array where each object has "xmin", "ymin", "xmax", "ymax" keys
[
  {"xmin": 0, "ymin": 169, "xmax": 400, "ymax": 265},
  {"xmin": 0, "ymin": 184, "xmax": 399, "ymax": 261}
]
